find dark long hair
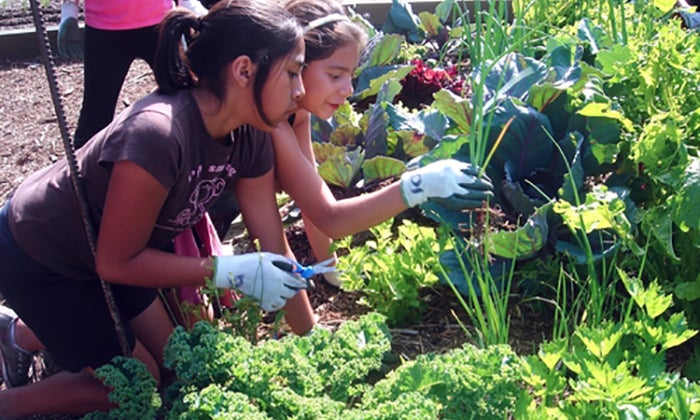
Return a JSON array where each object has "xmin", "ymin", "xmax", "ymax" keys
[
  {"xmin": 283, "ymin": 0, "xmax": 367, "ymax": 63},
  {"xmin": 155, "ymin": 0, "xmax": 302, "ymax": 125}
]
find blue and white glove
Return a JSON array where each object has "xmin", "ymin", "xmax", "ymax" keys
[
  {"xmin": 179, "ymin": 0, "xmax": 208, "ymax": 16},
  {"xmin": 213, "ymin": 252, "xmax": 307, "ymax": 312},
  {"xmin": 400, "ymin": 159, "xmax": 494, "ymax": 210},
  {"xmin": 678, "ymin": 10, "xmax": 700, "ymax": 29},
  {"xmin": 57, "ymin": 1, "xmax": 83, "ymax": 59}
]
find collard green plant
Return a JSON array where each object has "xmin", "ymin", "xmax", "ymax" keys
[{"xmin": 419, "ymin": 38, "xmax": 639, "ymax": 291}]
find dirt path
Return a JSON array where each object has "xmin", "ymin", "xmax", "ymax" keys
[{"xmin": 0, "ymin": 57, "xmax": 155, "ymax": 202}]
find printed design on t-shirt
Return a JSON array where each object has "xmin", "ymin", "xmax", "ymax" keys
[{"xmin": 171, "ymin": 177, "xmax": 226, "ymax": 227}]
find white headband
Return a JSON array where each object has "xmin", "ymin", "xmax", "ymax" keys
[{"xmin": 303, "ymin": 13, "xmax": 349, "ymax": 34}]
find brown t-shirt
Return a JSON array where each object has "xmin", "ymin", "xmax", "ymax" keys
[{"xmin": 9, "ymin": 90, "xmax": 272, "ymax": 281}]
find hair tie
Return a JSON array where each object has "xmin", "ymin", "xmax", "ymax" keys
[
  {"xmin": 182, "ymin": 16, "xmax": 202, "ymax": 52},
  {"xmin": 193, "ymin": 15, "xmax": 203, "ymax": 32},
  {"xmin": 303, "ymin": 13, "xmax": 349, "ymax": 34}
]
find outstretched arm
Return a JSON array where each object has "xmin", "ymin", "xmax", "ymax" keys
[
  {"xmin": 289, "ymin": 112, "xmax": 338, "ymax": 280},
  {"xmin": 272, "ymin": 120, "xmax": 406, "ymax": 239}
]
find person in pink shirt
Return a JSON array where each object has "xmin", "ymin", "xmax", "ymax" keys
[{"xmin": 57, "ymin": 0, "xmax": 207, "ymax": 148}]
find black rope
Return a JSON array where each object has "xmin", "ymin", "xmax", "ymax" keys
[{"xmin": 28, "ymin": 0, "xmax": 131, "ymax": 357}]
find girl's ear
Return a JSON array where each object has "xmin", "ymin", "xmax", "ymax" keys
[{"xmin": 230, "ymin": 55, "xmax": 255, "ymax": 88}]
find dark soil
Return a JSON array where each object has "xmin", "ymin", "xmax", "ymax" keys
[{"xmin": 0, "ymin": 1, "xmax": 61, "ymax": 32}]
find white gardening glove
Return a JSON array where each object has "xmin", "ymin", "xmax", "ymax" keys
[
  {"xmin": 57, "ymin": 1, "xmax": 83, "ymax": 59},
  {"xmin": 213, "ymin": 252, "xmax": 307, "ymax": 312},
  {"xmin": 179, "ymin": 0, "xmax": 208, "ymax": 16},
  {"xmin": 400, "ymin": 159, "xmax": 494, "ymax": 210},
  {"xmin": 322, "ymin": 271, "xmax": 342, "ymax": 287}
]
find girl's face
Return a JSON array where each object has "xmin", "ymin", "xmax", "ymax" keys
[
  {"xmin": 259, "ymin": 41, "xmax": 306, "ymax": 127},
  {"xmin": 298, "ymin": 43, "xmax": 360, "ymax": 119}
]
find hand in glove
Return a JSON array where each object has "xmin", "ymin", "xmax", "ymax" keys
[
  {"xmin": 400, "ymin": 159, "xmax": 494, "ymax": 210},
  {"xmin": 179, "ymin": 0, "xmax": 208, "ymax": 16},
  {"xmin": 57, "ymin": 1, "xmax": 83, "ymax": 59},
  {"xmin": 678, "ymin": 10, "xmax": 700, "ymax": 29},
  {"xmin": 213, "ymin": 252, "xmax": 307, "ymax": 312}
]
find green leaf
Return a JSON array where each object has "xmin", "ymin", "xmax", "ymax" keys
[
  {"xmin": 392, "ymin": 130, "xmax": 430, "ymax": 159},
  {"xmin": 329, "ymin": 124, "xmax": 361, "ymax": 148},
  {"xmin": 486, "ymin": 210, "xmax": 548, "ymax": 260},
  {"xmin": 418, "ymin": 11, "xmax": 442, "ymax": 37},
  {"xmin": 333, "ymin": 102, "xmax": 361, "ymax": 128},
  {"xmin": 640, "ymin": 207, "xmax": 678, "ymax": 261},
  {"xmin": 659, "ymin": 313, "xmax": 699, "ymax": 350},
  {"xmin": 375, "ymin": 78, "xmax": 403, "ymax": 104},
  {"xmin": 433, "ymin": 89, "xmax": 472, "ymax": 133},
  {"xmin": 434, "ymin": 0, "xmax": 454, "ymax": 22},
  {"xmin": 538, "ymin": 338, "xmax": 568, "ymax": 371},
  {"xmin": 577, "ymin": 102, "xmax": 634, "ymax": 132},
  {"xmin": 671, "ymin": 157, "xmax": 700, "ymax": 232},
  {"xmin": 574, "ymin": 322, "xmax": 622, "ymax": 360},
  {"xmin": 559, "ymin": 133, "xmax": 585, "ymax": 204},
  {"xmin": 354, "ymin": 65, "xmax": 414, "ymax": 101},
  {"xmin": 477, "ymin": 53, "xmax": 548, "ymax": 105},
  {"xmin": 674, "ymin": 277, "xmax": 700, "ymax": 302},
  {"xmin": 382, "ymin": 0, "xmax": 423, "ymax": 43},
  {"xmin": 620, "ymin": 274, "xmax": 673, "ymax": 319},
  {"xmin": 486, "ymin": 99, "xmax": 553, "ymax": 181},
  {"xmin": 367, "ymin": 34, "xmax": 405, "ymax": 67},
  {"xmin": 316, "ymin": 146, "xmax": 365, "ymax": 189},
  {"xmin": 596, "ymin": 44, "xmax": 633, "ymax": 78},
  {"xmin": 653, "ymin": 0, "xmax": 679, "ymax": 13},
  {"xmin": 553, "ymin": 186, "xmax": 628, "ymax": 234},
  {"xmin": 362, "ymin": 156, "xmax": 406, "ymax": 184}
]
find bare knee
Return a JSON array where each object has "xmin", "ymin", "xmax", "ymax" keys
[{"xmin": 132, "ymin": 340, "xmax": 162, "ymax": 386}]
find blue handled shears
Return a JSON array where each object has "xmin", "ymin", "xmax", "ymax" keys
[{"xmin": 272, "ymin": 257, "xmax": 338, "ymax": 287}]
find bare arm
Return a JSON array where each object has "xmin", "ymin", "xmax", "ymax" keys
[
  {"xmin": 234, "ymin": 169, "xmax": 293, "ymax": 258},
  {"xmin": 235, "ymin": 169, "xmax": 315, "ymax": 334},
  {"xmin": 291, "ymin": 112, "xmax": 336, "ymax": 261},
  {"xmin": 273, "ymin": 120, "xmax": 407, "ymax": 239},
  {"xmin": 95, "ymin": 160, "xmax": 213, "ymax": 288}
]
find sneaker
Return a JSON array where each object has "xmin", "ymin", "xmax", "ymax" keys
[{"xmin": 0, "ymin": 305, "xmax": 32, "ymax": 388}]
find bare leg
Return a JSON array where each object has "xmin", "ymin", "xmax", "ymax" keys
[
  {"xmin": 129, "ymin": 298, "xmax": 174, "ymax": 373},
  {"xmin": 11, "ymin": 318, "xmax": 43, "ymax": 353},
  {"xmin": 0, "ymin": 370, "xmax": 111, "ymax": 417},
  {"xmin": 0, "ymin": 339, "xmax": 158, "ymax": 418},
  {"xmin": 283, "ymin": 290, "xmax": 315, "ymax": 335}
]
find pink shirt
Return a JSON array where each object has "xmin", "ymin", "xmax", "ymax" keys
[{"xmin": 84, "ymin": 0, "xmax": 173, "ymax": 30}]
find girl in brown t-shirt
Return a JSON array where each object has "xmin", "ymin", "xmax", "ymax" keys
[{"xmin": 0, "ymin": 1, "xmax": 309, "ymax": 416}]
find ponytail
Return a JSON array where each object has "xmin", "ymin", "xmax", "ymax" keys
[
  {"xmin": 153, "ymin": 0, "xmax": 302, "ymax": 125},
  {"xmin": 154, "ymin": 8, "xmax": 203, "ymax": 94}
]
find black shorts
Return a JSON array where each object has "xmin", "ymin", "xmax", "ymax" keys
[{"xmin": 0, "ymin": 200, "xmax": 157, "ymax": 373}]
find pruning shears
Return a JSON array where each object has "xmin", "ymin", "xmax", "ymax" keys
[{"xmin": 272, "ymin": 258, "xmax": 338, "ymax": 288}]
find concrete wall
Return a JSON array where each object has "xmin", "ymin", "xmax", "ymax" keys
[{"xmin": 342, "ymin": 0, "xmax": 510, "ymax": 27}]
